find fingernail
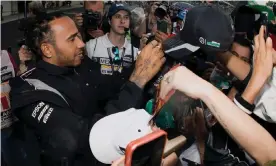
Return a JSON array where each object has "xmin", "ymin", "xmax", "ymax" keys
[{"xmin": 267, "ymin": 37, "xmax": 272, "ymax": 44}]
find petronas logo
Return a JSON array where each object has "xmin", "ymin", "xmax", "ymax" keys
[{"xmin": 206, "ymin": 41, "xmax": 221, "ymax": 48}]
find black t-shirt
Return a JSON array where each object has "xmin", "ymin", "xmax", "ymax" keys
[
  {"xmin": 131, "ymin": 33, "xmax": 141, "ymax": 49},
  {"xmin": 204, "ymin": 124, "xmax": 250, "ymax": 166}
]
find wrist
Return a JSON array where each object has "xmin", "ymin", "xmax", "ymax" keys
[
  {"xmin": 129, "ymin": 75, "xmax": 147, "ymax": 89},
  {"xmin": 200, "ymin": 82, "xmax": 219, "ymax": 103},
  {"xmin": 241, "ymin": 76, "xmax": 264, "ymax": 104}
]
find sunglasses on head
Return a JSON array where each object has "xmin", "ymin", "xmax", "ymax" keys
[{"xmin": 112, "ymin": 46, "xmax": 121, "ymax": 64}]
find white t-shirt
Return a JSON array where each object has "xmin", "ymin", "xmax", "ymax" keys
[
  {"xmin": 234, "ymin": 67, "xmax": 276, "ymax": 123},
  {"xmin": 86, "ymin": 34, "xmax": 139, "ymax": 75},
  {"xmin": 253, "ymin": 67, "xmax": 276, "ymax": 123}
]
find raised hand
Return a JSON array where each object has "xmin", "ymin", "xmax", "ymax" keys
[
  {"xmin": 155, "ymin": 30, "xmax": 169, "ymax": 43},
  {"xmin": 241, "ymin": 25, "xmax": 274, "ymax": 104},
  {"xmin": 129, "ymin": 40, "xmax": 166, "ymax": 88},
  {"xmin": 159, "ymin": 66, "xmax": 210, "ymax": 100},
  {"xmin": 252, "ymin": 25, "xmax": 274, "ymax": 82}
]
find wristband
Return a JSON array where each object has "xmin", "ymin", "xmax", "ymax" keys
[{"xmin": 234, "ymin": 93, "xmax": 255, "ymax": 114}]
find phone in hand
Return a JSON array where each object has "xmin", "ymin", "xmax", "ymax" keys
[
  {"xmin": 125, "ymin": 130, "xmax": 167, "ymax": 166},
  {"xmin": 157, "ymin": 20, "xmax": 168, "ymax": 34},
  {"xmin": 261, "ymin": 12, "xmax": 269, "ymax": 40}
]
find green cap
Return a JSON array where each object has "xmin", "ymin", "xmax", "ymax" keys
[
  {"xmin": 247, "ymin": 1, "xmax": 275, "ymax": 21},
  {"xmin": 145, "ymin": 99, "xmax": 175, "ymax": 129}
]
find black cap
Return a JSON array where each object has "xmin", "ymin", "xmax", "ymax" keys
[{"xmin": 164, "ymin": 6, "xmax": 234, "ymax": 62}]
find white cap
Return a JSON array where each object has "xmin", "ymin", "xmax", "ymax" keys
[{"xmin": 89, "ymin": 108, "xmax": 153, "ymax": 164}]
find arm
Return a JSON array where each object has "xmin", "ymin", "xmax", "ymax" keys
[
  {"xmin": 217, "ymin": 51, "xmax": 251, "ymax": 81},
  {"xmin": 241, "ymin": 28, "xmax": 274, "ymax": 105},
  {"xmin": 162, "ymin": 135, "xmax": 187, "ymax": 166},
  {"xmin": 105, "ymin": 40, "xmax": 165, "ymax": 114},
  {"xmin": 105, "ymin": 81, "xmax": 144, "ymax": 115},
  {"xmin": 199, "ymin": 82, "xmax": 276, "ymax": 165},
  {"xmin": 162, "ymin": 153, "xmax": 178, "ymax": 166},
  {"xmin": 160, "ymin": 65, "xmax": 276, "ymax": 165},
  {"xmin": 241, "ymin": 75, "xmax": 265, "ymax": 104},
  {"xmin": 14, "ymin": 101, "xmax": 103, "ymax": 163}
]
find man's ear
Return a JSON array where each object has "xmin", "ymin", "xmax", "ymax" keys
[{"xmin": 41, "ymin": 43, "xmax": 55, "ymax": 58}]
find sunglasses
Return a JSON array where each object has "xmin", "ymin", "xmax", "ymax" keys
[{"xmin": 112, "ymin": 46, "xmax": 121, "ymax": 64}]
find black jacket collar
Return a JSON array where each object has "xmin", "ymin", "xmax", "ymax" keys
[{"xmin": 36, "ymin": 60, "xmax": 75, "ymax": 76}]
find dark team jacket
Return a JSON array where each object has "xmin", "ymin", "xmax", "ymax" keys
[{"xmin": 9, "ymin": 58, "xmax": 143, "ymax": 166}]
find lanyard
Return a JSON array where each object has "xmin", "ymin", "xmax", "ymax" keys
[{"xmin": 107, "ymin": 47, "xmax": 126, "ymax": 74}]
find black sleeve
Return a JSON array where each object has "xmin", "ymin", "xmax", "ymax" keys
[
  {"xmin": 14, "ymin": 101, "xmax": 104, "ymax": 164},
  {"xmin": 233, "ymin": 66, "xmax": 253, "ymax": 92},
  {"xmin": 105, "ymin": 81, "xmax": 143, "ymax": 115}
]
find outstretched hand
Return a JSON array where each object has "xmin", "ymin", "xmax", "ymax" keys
[
  {"xmin": 159, "ymin": 66, "xmax": 210, "ymax": 100},
  {"xmin": 130, "ymin": 40, "xmax": 166, "ymax": 88}
]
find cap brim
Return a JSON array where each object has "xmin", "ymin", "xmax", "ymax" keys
[
  {"xmin": 164, "ymin": 34, "xmax": 200, "ymax": 62},
  {"xmin": 89, "ymin": 108, "xmax": 153, "ymax": 164},
  {"xmin": 109, "ymin": 7, "xmax": 131, "ymax": 17}
]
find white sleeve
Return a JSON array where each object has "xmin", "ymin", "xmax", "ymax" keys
[
  {"xmin": 85, "ymin": 39, "xmax": 97, "ymax": 59},
  {"xmin": 262, "ymin": 97, "xmax": 276, "ymax": 123},
  {"xmin": 254, "ymin": 81, "xmax": 276, "ymax": 123}
]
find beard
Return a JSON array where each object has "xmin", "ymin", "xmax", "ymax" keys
[{"xmin": 55, "ymin": 49, "xmax": 83, "ymax": 67}]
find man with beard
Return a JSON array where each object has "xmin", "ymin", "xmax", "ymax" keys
[{"xmin": 9, "ymin": 13, "xmax": 165, "ymax": 166}]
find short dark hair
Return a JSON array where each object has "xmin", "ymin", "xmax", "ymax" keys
[
  {"xmin": 28, "ymin": 1, "xmax": 46, "ymax": 16},
  {"xmin": 233, "ymin": 35, "xmax": 253, "ymax": 62},
  {"xmin": 153, "ymin": 90, "xmax": 200, "ymax": 136},
  {"xmin": 26, "ymin": 13, "xmax": 65, "ymax": 60},
  {"xmin": 169, "ymin": 91, "xmax": 199, "ymax": 136}
]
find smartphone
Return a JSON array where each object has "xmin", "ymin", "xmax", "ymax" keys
[
  {"xmin": 261, "ymin": 12, "xmax": 269, "ymax": 40},
  {"xmin": 157, "ymin": 20, "xmax": 168, "ymax": 34},
  {"xmin": 125, "ymin": 130, "xmax": 167, "ymax": 166}
]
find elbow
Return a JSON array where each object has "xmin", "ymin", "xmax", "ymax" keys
[{"xmin": 47, "ymin": 128, "xmax": 79, "ymax": 157}]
